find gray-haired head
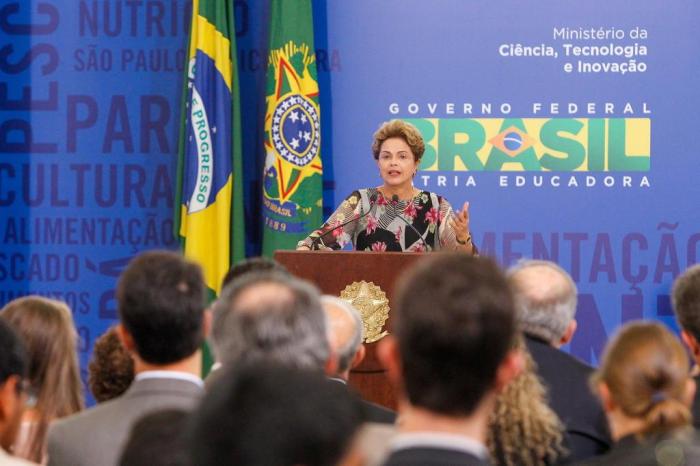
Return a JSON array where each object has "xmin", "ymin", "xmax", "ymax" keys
[
  {"xmin": 211, "ymin": 272, "xmax": 330, "ymax": 371},
  {"xmin": 321, "ymin": 296, "xmax": 364, "ymax": 376},
  {"xmin": 507, "ymin": 259, "xmax": 577, "ymax": 345}
]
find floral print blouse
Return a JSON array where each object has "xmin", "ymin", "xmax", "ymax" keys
[{"xmin": 298, "ymin": 188, "xmax": 468, "ymax": 252}]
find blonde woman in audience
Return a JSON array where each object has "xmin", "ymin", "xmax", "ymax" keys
[
  {"xmin": 576, "ymin": 321, "xmax": 700, "ymax": 465},
  {"xmin": 488, "ymin": 337, "xmax": 567, "ymax": 466},
  {"xmin": 0, "ymin": 297, "xmax": 84, "ymax": 463}
]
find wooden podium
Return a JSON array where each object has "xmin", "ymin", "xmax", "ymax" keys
[{"xmin": 274, "ymin": 250, "xmax": 423, "ymax": 409}]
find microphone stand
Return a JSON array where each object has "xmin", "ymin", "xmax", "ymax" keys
[
  {"xmin": 390, "ymin": 195, "xmax": 429, "ymax": 251},
  {"xmin": 310, "ymin": 194, "xmax": 378, "ymax": 250}
]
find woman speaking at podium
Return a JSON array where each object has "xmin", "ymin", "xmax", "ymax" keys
[{"xmin": 297, "ymin": 120, "xmax": 476, "ymax": 254}]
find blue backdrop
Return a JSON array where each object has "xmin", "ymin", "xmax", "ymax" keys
[{"xmin": 2, "ymin": 1, "xmax": 699, "ymax": 395}]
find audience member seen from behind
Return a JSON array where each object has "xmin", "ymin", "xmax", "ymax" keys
[
  {"xmin": 321, "ymin": 295, "xmax": 396, "ymax": 425},
  {"xmin": 118, "ymin": 410, "xmax": 189, "ymax": 466},
  {"xmin": 0, "ymin": 297, "xmax": 84, "ymax": 463},
  {"xmin": 508, "ymin": 259, "xmax": 610, "ymax": 461},
  {"xmin": 210, "ymin": 271, "xmax": 332, "ymax": 373},
  {"xmin": 487, "ymin": 336, "xmax": 566, "ymax": 466},
  {"xmin": 204, "ymin": 257, "xmax": 290, "ymax": 387},
  {"xmin": 88, "ymin": 326, "xmax": 135, "ymax": 403},
  {"xmin": 220, "ymin": 256, "xmax": 289, "ymax": 290},
  {"xmin": 671, "ymin": 263, "xmax": 700, "ymax": 428},
  {"xmin": 0, "ymin": 320, "xmax": 36, "ymax": 466},
  {"xmin": 378, "ymin": 253, "xmax": 521, "ymax": 466},
  {"xmin": 189, "ymin": 363, "xmax": 364, "ymax": 466},
  {"xmin": 576, "ymin": 322, "xmax": 700, "ymax": 466},
  {"xmin": 47, "ymin": 251, "xmax": 208, "ymax": 466}
]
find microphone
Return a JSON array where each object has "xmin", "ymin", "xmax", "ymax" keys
[
  {"xmin": 391, "ymin": 195, "xmax": 429, "ymax": 251},
  {"xmin": 311, "ymin": 193, "xmax": 378, "ymax": 250}
]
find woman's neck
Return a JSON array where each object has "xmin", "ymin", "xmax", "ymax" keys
[
  {"xmin": 22, "ymin": 408, "xmax": 42, "ymax": 422},
  {"xmin": 379, "ymin": 184, "xmax": 416, "ymax": 201},
  {"xmin": 607, "ymin": 410, "xmax": 649, "ymax": 441}
]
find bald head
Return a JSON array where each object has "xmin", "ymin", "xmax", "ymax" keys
[
  {"xmin": 321, "ymin": 296, "xmax": 363, "ymax": 378},
  {"xmin": 234, "ymin": 282, "xmax": 295, "ymax": 314},
  {"xmin": 211, "ymin": 272, "xmax": 330, "ymax": 370},
  {"xmin": 508, "ymin": 260, "xmax": 577, "ymax": 345}
]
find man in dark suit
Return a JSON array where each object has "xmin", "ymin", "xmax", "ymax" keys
[
  {"xmin": 508, "ymin": 259, "xmax": 611, "ymax": 462},
  {"xmin": 48, "ymin": 251, "xmax": 209, "ymax": 466},
  {"xmin": 671, "ymin": 264, "xmax": 700, "ymax": 428},
  {"xmin": 378, "ymin": 254, "xmax": 521, "ymax": 466},
  {"xmin": 190, "ymin": 363, "xmax": 364, "ymax": 466},
  {"xmin": 321, "ymin": 295, "xmax": 396, "ymax": 424}
]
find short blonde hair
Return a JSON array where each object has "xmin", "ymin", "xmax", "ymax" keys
[{"xmin": 371, "ymin": 120, "xmax": 425, "ymax": 162}]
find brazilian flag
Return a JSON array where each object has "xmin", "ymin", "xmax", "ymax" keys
[
  {"xmin": 261, "ymin": 0, "xmax": 323, "ymax": 255},
  {"xmin": 174, "ymin": 0, "xmax": 245, "ymax": 297}
]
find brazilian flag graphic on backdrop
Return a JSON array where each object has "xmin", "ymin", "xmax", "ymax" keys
[
  {"xmin": 174, "ymin": 0, "xmax": 244, "ymax": 296},
  {"xmin": 262, "ymin": 0, "xmax": 323, "ymax": 255}
]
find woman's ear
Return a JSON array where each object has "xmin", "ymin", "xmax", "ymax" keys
[
  {"xmin": 597, "ymin": 382, "xmax": 616, "ymax": 413},
  {"xmin": 684, "ymin": 377, "xmax": 696, "ymax": 407}
]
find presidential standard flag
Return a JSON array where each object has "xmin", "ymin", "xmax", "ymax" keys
[
  {"xmin": 174, "ymin": 0, "xmax": 244, "ymax": 295},
  {"xmin": 261, "ymin": 0, "xmax": 323, "ymax": 255}
]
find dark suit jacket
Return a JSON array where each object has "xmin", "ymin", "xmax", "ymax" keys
[
  {"xmin": 47, "ymin": 376, "xmax": 203, "ymax": 466},
  {"xmin": 361, "ymin": 399, "xmax": 397, "ymax": 424},
  {"xmin": 573, "ymin": 431, "xmax": 700, "ymax": 466},
  {"xmin": 382, "ymin": 447, "xmax": 490, "ymax": 466},
  {"xmin": 329, "ymin": 378, "xmax": 397, "ymax": 424},
  {"xmin": 692, "ymin": 375, "xmax": 700, "ymax": 429},
  {"xmin": 525, "ymin": 334, "xmax": 611, "ymax": 463}
]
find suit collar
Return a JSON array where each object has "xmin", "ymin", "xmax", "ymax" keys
[
  {"xmin": 390, "ymin": 432, "xmax": 488, "ymax": 459},
  {"xmin": 134, "ymin": 370, "xmax": 203, "ymax": 387},
  {"xmin": 124, "ymin": 375, "xmax": 204, "ymax": 399},
  {"xmin": 525, "ymin": 332, "xmax": 554, "ymax": 346}
]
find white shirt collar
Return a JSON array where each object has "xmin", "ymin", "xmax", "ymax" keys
[
  {"xmin": 135, "ymin": 370, "xmax": 204, "ymax": 388},
  {"xmin": 389, "ymin": 432, "xmax": 488, "ymax": 459},
  {"xmin": 210, "ymin": 362, "xmax": 222, "ymax": 372}
]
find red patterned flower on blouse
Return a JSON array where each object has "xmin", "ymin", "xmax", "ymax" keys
[
  {"xmin": 426, "ymin": 207, "xmax": 439, "ymax": 225},
  {"xmin": 375, "ymin": 194, "xmax": 388, "ymax": 206},
  {"xmin": 329, "ymin": 219, "xmax": 345, "ymax": 238},
  {"xmin": 371, "ymin": 241, "xmax": 387, "ymax": 252},
  {"xmin": 403, "ymin": 202, "xmax": 418, "ymax": 219},
  {"xmin": 366, "ymin": 215, "xmax": 379, "ymax": 235},
  {"xmin": 411, "ymin": 242, "xmax": 426, "ymax": 253}
]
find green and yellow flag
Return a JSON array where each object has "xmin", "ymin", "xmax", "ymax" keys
[
  {"xmin": 261, "ymin": 0, "xmax": 323, "ymax": 255},
  {"xmin": 174, "ymin": 0, "xmax": 244, "ymax": 296}
]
